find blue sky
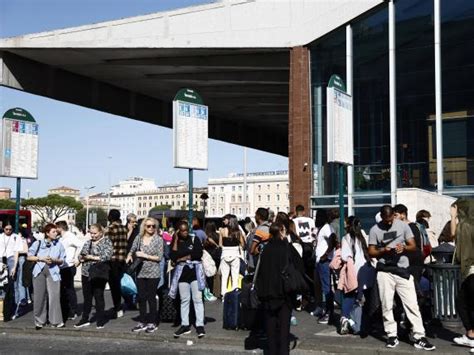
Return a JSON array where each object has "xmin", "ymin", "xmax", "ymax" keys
[{"xmin": 0, "ymin": 0, "xmax": 288, "ymax": 198}]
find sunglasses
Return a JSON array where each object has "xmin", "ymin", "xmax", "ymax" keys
[{"xmin": 145, "ymin": 225, "xmax": 156, "ymax": 229}]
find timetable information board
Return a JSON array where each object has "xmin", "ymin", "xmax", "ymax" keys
[
  {"xmin": 173, "ymin": 89, "xmax": 208, "ymax": 170},
  {"xmin": 326, "ymin": 86, "xmax": 353, "ymax": 165},
  {"xmin": 0, "ymin": 108, "xmax": 39, "ymax": 179}
]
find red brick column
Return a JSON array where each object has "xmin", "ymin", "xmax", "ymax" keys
[{"xmin": 289, "ymin": 46, "xmax": 312, "ymax": 213}]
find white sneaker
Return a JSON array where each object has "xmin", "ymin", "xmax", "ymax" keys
[
  {"xmin": 116, "ymin": 310, "xmax": 124, "ymax": 318},
  {"xmin": 454, "ymin": 334, "xmax": 474, "ymax": 347}
]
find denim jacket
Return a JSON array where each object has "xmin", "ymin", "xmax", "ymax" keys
[{"xmin": 168, "ymin": 261, "xmax": 206, "ymax": 299}]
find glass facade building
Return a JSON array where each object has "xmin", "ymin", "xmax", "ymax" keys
[{"xmin": 310, "ymin": 0, "xmax": 474, "ymax": 221}]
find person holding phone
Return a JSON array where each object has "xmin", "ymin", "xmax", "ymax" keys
[{"xmin": 368, "ymin": 205, "xmax": 435, "ymax": 351}]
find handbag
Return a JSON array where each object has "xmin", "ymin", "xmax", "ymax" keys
[
  {"xmin": 281, "ymin": 246, "xmax": 308, "ymax": 294},
  {"xmin": 126, "ymin": 236, "xmax": 143, "ymax": 275},
  {"xmin": 22, "ymin": 241, "xmax": 41, "ymax": 288},
  {"xmin": 88, "ymin": 240, "xmax": 110, "ymax": 281},
  {"xmin": 201, "ymin": 249, "xmax": 217, "ymax": 277}
]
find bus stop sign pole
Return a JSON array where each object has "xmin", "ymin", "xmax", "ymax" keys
[{"xmin": 15, "ymin": 177, "xmax": 21, "ymax": 233}]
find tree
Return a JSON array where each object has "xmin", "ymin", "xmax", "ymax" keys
[
  {"xmin": 75, "ymin": 207, "xmax": 108, "ymax": 229},
  {"xmin": 150, "ymin": 204, "xmax": 172, "ymax": 213},
  {"xmin": 0, "ymin": 199, "xmax": 16, "ymax": 209},
  {"xmin": 22, "ymin": 194, "xmax": 83, "ymax": 224}
]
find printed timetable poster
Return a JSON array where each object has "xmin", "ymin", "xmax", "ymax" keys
[
  {"xmin": 0, "ymin": 108, "xmax": 39, "ymax": 179},
  {"xmin": 173, "ymin": 89, "xmax": 208, "ymax": 170}
]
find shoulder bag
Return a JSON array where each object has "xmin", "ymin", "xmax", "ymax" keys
[
  {"xmin": 22, "ymin": 241, "xmax": 41, "ymax": 288},
  {"xmin": 126, "ymin": 236, "xmax": 144, "ymax": 275},
  {"xmin": 281, "ymin": 245, "xmax": 308, "ymax": 294},
  {"xmin": 201, "ymin": 249, "xmax": 217, "ymax": 277},
  {"xmin": 88, "ymin": 240, "xmax": 111, "ymax": 281}
]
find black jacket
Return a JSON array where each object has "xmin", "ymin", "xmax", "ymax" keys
[{"xmin": 256, "ymin": 237, "xmax": 304, "ymax": 310}]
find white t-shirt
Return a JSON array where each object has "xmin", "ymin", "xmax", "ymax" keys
[
  {"xmin": 293, "ymin": 217, "xmax": 316, "ymax": 243},
  {"xmin": 315, "ymin": 223, "xmax": 335, "ymax": 262},
  {"xmin": 59, "ymin": 231, "xmax": 84, "ymax": 267},
  {"xmin": 0, "ymin": 233, "xmax": 24, "ymax": 258}
]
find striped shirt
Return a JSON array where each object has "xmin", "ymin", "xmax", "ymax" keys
[{"xmin": 106, "ymin": 221, "xmax": 128, "ymax": 262}]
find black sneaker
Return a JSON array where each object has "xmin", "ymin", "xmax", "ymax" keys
[
  {"xmin": 74, "ymin": 319, "xmax": 90, "ymax": 328},
  {"xmin": 414, "ymin": 337, "xmax": 436, "ymax": 351},
  {"xmin": 174, "ymin": 325, "xmax": 191, "ymax": 338},
  {"xmin": 196, "ymin": 326, "xmax": 206, "ymax": 338},
  {"xmin": 386, "ymin": 337, "xmax": 399, "ymax": 348},
  {"xmin": 96, "ymin": 322, "xmax": 105, "ymax": 329},
  {"xmin": 132, "ymin": 323, "xmax": 147, "ymax": 333},
  {"xmin": 145, "ymin": 324, "xmax": 157, "ymax": 334}
]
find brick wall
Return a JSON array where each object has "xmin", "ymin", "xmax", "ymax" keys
[{"xmin": 288, "ymin": 46, "xmax": 312, "ymax": 213}]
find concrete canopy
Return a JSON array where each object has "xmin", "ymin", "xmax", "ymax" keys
[{"xmin": 0, "ymin": 0, "xmax": 382, "ymax": 156}]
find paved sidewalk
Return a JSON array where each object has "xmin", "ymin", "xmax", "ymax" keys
[{"xmin": 0, "ymin": 287, "xmax": 471, "ymax": 354}]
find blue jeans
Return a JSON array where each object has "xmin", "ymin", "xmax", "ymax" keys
[
  {"xmin": 316, "ymin": 260, "xmax": 333, "ymax": 314},
  {"xmin": 178, "ymin": 281, "xmax": 204, "ymax": 327},
  {"xmin": 157, "ymin": 258, "xmax": 166, "ymax": 290},
  {"xmin": 342, "ymin": 291, "xmax": 356, "ymax": 318},
  {"xmin": 15, "ymin": 256, "xmax": 27, "ymax": 305}
]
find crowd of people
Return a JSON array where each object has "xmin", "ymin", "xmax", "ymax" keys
[{"xmin": 0, "ymin": 198, "xmax": 473, "ymax": 354}]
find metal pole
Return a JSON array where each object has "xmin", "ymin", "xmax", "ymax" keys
[
  {"xmin": 389, "ymin": 0, "xmax": 397, "ymax": 205},
  {"xmin": 434, "ymin": 0, "xmax": 443, "ymax": 194},
  {"xmin": 15, "ymin": 178, "xmax": 21, "ymax": 233},
  {"xmin": 243, "ymin": 147, "xmax": 247, "ymax": 218},
  {"xmin": 188, "ymin": 169, "xmax": 193, "ymax": 231},
  {"xmin": 338, "ymin": 164, "xmax": 344, "ymax": 241},
  {"xmin": 346, "ymin": 24, "xmax": 354, "ymax": 216},
  {"xmin": 86, "ymin": 194, "xmax": 90, "ymax": 231}
]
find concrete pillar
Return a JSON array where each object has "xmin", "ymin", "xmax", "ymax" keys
[{"xmin": 288, "ymin": 46, "xmax": 312, "ymax": 212}]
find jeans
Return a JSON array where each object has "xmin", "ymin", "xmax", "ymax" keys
[
  {"xmin": 178, "ymin": 281, "xmax": 204, "ymax": 327},
  {"xmin": 14, "ymin": 256, "xmax": 27, "ymax": 307},
  {"xmin": 136, "ymin": 278, "xmax": 159, "ymax": 324},
  {"xmin": 316, "ymin": 260, "xmax": 333, "ymax": 314},
  {"xmin": 81, "ymin": 275, "xmax": 107, "ymax": 324},
  {"xmin": 157, "ymin": 258, "xmax": 166, "ymax": 290},
  {"xmin": 342, "ymin": 291, "xmax": 356, "ymax": 319},
  {"xmin": 457, "ymin": 274, "xmax": 474, "ymax": 331}
]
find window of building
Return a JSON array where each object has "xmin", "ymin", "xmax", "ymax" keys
[
  {"xmin": 277, "ymin": 194, "xmax": 280, "ymax": 201},
  {"xmin": 232, "ymin": 208, "xmax": 235, "ymax": 214},
  {"xmin": 220, "ymin": 187, "xmax": 224, "ymax": 192},
  {"xmin": 232, "ymin": 186, "xmax": 235, "ymax": 191},
  {"xmin": 212, "ymin": 187, "xmax": 216, "ymax": 192},
  {"xmin": 267, "ymin": 184, "xmax": 270, "ymax": 190},
  {"xmin": 212, "ymin": 208, "xmax": 216, "ymax": 215},
  {"xmin": 220, "ymin": 196, "xmax": 224, "ymax": 203},
  {"xmin": 238, "ymin": 195, "xmax": 242, "ymax": 202},
  {"xmin": 238, "ymin": 208, "xmax": 242, "ymax": 215},
  {"xmin": 258, "ymin": 195, "xmax": 261, "ymax": 202},
  {"xmin": 276, "ymin": 184, "xmax": 280, "ymax": 190},
  {"xmin": 258, "ymin": 185, "xmax": 261, "ymax": 191},
  {"xmin": 231, "ymin": 195, "xmax": 235, "ymax": 202},
  {"xmin": 267, "ymin": 195, "xmax": 270, "ymax": 202},
  {"xmin": 238, "ymin": 185, "xmax": 242, "ymax": 192}
]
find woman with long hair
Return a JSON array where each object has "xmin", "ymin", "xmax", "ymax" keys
[
  {"xmin": 256, "ymin": 222, "xmax": 304, "ymax": 355},
  {"xmin": 27, "ymin": 223, "xmax": 66, "ymax": 329},
  {"xmin": 169, "ymin": 220, "xmax": 206, "ymax": 338},
  {"xmin": 74, "ymin": 223, "xmax": 113, "ymax": 329},
  {"xmin": 127, "ymin": 217, "xmax": 163, "ymax": 333},
  {"xmin": 339, "ymin": 216, "xmax": 374, "ymax": 335},
  {"xmin": 219, "ymin": 216, "xmax": 245, "ymax": 298}
]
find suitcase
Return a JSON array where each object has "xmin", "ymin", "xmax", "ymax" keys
[{"xmin": 223, "ymin": 288, "xmax": 241, "ymax": 330}]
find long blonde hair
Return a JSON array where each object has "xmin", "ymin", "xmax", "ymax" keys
[{"xmin": 139, "ymin": 217, "xmax": 159, "ymax": 237}]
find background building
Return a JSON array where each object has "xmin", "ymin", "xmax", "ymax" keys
[
  {"xmin": 208, "ymin": 170, "xmax": 289, "ymax": 218},
  {"xmin": 48, "ymin": 186, "xmax": 80, "ymax": 200}
]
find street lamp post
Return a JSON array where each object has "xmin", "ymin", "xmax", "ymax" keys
[{"xmin": 84, "ymin": 185, "xmax": 96, "ymax": 231}]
